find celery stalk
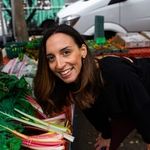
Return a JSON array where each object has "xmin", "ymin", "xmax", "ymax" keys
[
  {"xmin": 14, "ymin": 108, "xmax": 68, "ymax": 132},
  {"xmin": 0, "ymin": 110, "xmax": 75, "ymax": 142}
]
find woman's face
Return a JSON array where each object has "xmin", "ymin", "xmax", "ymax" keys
[{"xmin": 46, "ymin": 33, "xmax": 87, "ymax": 83}]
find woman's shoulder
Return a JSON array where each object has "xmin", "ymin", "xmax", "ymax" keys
[
  {"xmin": 97, "ymin": 55, "xmax": 136, "ymax": 81},
  {"xmin": 98, "ymin": 55, "xmax": 132, "ymax": 70},
  {"xmin": 98, "ymin": 55, "xmax": 132, "ymax": 63}
]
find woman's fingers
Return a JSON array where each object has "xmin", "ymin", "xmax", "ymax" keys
[
  {"xmin": 147, "ymin": 144, "xmax": 150, "ymax": 150},
  {"xmin": 94, "ymin": 134, "xmax": 111, "ymax": 150}
]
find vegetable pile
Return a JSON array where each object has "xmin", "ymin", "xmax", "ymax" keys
[
  {"xmin": 4, "ymin": 38, "xmax": 42, "ymax": 61},
  {"xmin": 0, "ymin": 72, "xmax": 74, "ymax": 150}
]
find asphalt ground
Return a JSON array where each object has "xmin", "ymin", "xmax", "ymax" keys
[{"xmin": 71, "ymin": 107, "xmax": 147, "ymax": 150}]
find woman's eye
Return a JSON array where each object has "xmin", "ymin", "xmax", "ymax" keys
[
  {"xmin": 47, "ymin": 55, "xmax": 55, "ymax": 62},
  {"xmin": 63, "ymin": 50, "xmax": 71, "ymax": 56}
]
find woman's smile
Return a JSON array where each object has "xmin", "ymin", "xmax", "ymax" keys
[{"xmin": 58, "ymin": 67, "xmax": 73, "ymax": 79}]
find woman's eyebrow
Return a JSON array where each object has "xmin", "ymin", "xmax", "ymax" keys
[
  {"xmin": 46, "ymin": 46, "xmax": 71, "ymax": 56},
  {"xmin": 46, "ymin": 54, "xmax": 51, "ymax": 57},
  {"xmin": 59, "ymin": 46, "xmax": 69, "ymax": 52},
  {"xmin": 46, "ymin": 53, "xmax": 52, "ymax": 57}
]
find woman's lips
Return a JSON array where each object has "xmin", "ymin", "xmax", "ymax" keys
[{"xmin": 59, "ymin": 68, "xmax": 73, "ymax": 78}]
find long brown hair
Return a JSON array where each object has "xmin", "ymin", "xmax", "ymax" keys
[{"xmin": 33, "ymin": 24, "xmax": 102, "ymax": 115}]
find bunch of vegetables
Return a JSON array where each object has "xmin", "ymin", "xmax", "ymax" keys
[
  {"xmin": 4, "ymin": 42, "xmax": 27, "ymax": 60},
  {"xmin": 0, "ymin": 72, "xmax": 74, "ymax": 150},
  {"xmin": 86, "ymin": 39, "xmax": 128, "ymax": 56},
  {"xmin": 4, "ymin": 38, "xmax": 42, "ymax": 61},
  {"xmin": 25, "ymin": 38, "xmax": 42, "ymax": 60}
]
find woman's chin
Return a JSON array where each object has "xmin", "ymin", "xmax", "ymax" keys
[{"xmin": 61, "ymin": 76, "xmax": 77, "ymax": 84}]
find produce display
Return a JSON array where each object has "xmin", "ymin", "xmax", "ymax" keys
[
  {"xmin": 86, "ymin": 39, "xmax": 128, "ymax": 56},
  {"xmin": 4, "ymin": 38, "xmax": 42, "ymax": 61},
  {"xmin": 0, "ymin": 72, "xmax": 74, "ymax": 150},
  {"xmin": 86, "ymin": 33, "xmax": 150, "ymax": 58}
]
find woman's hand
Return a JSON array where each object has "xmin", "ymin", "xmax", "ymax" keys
[
  {"xmin": 147, "ymin": 144, "xmax": 150, "ymax": 150},
  {"xmin": 94, "ymin": 134, "xmax": 111, "ymax": 150}
]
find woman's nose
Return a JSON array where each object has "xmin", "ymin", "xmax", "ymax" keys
[{"xmin": 55, "ymin": 58, "xmax": 65, "ymax": 69}]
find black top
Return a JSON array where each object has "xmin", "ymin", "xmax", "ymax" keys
[{"xmin": 83, "ymin": 56, "xmax": 150, "ymax": 143}]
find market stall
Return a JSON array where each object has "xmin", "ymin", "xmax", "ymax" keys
[
  {"xmin": 88, "ymin": 31, "xmax": 150, "ymax": 58},
  {"xmin": 1, "ymin": 30, "xmax": 150, "ymax": 149}
]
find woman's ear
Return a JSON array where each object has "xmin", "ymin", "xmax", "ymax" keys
[{"xmin": 81, "ymin": 44, "xmax": 87, "ymax": 58}]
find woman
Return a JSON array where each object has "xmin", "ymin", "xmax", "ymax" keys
[{"xmin": 34, "ymin": 24, "xmax": 150, "ymax": 150}]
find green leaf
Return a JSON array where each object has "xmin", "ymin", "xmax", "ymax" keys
[
  {"xmin": 8, "ymin": 137, "xmax": 22, "ymax": 150},
  {"xmin": 0, "ymin": 132, "xmax": 22, "ymax": 150}
]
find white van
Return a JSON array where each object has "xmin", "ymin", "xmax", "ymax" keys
[{"xmin": 57, "ymin": 0, "xmax": 150, "ymax": 38}]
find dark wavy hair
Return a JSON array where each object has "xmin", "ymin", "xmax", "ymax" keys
[{"xmin": 33, "ymin": 24, "xmax": 101, "ymax": 115}]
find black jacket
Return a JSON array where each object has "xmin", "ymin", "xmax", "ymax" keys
[{"xmin": 83, "ymin": 56, "xmax": 150, "ymax": 143}]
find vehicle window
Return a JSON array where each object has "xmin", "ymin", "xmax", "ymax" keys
[{"xmin": 109, "ymin": 0, "xmax": 127, "ymax": 5}]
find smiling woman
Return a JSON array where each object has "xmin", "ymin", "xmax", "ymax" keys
[
  {"xmin": 45, "ymin": 33, "xmax": 87, "ymax": 83},
  {"xmin": 33, "ymin": 24, "xmax": 96, "ymax": 114},
  {"xmin": 34, "ymin": 24, "xmax": 150, "ymax": 150}
]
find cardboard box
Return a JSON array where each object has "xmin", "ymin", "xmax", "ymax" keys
[
  {"xmin": 140, "ymin": 31, "xmax": 150, "ymax": 40},
  {"xmin": 111, "ymin": 32, "xmax": 150, "ymax": 48}
]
